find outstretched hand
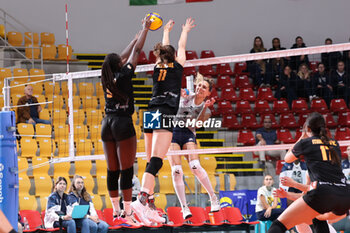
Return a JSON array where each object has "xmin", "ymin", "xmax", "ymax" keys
[
  {"xmin": 280, "ymin": 176, "xmax": 296, "ymax": 188},
  {"xmin": 182, "ymin": 17, "xmax": 196, "ymax": 32},
  {"xmin": 142, "ymin": 15, "xmax": 152, "ymax": 30},
  {"xmin": 181, "ymin": 89, "xmax": 189, "ymax": 98},
  {"xmin": 164, "ymin": 19, "xmax": 175, "ymax": 32},
  {"xmin": 273, "ymin": 188, "xmax": 287, "ymax": 198},
  {"xmin": 205, "ymin": 97, "xmax": 215, "ymax": 108}
]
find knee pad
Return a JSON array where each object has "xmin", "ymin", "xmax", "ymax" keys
[
  {"xmin": 145, "ymin": 157, "xmax": 163, "ymax": 176},
  {"xmin": 171, "ymin": 165, "xmax": 184, "ymax": 180},
  {"xmin": 312, "ymin": 218, "xmax": 329, "ymax": 233},
  {"xmin": 189, "ymin": 160, "xmax": 206, "ymax": 178},
  {"xmin": 120, "ymin": 166, "xmax": 134, "ymax": 190},
  {"xmin": 269, "ymin": 220, "xmax": 287, "ymax": 233},
  {"xmin": 107, "ymin": 170, "xmax": 120, "ymax": 191}
]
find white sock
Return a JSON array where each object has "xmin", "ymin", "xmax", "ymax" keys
[
  {"xmin": 110, "ymin": 197, "xmax": 120, "ymax": 215},
  {"xmin": 171, "ymin": 165, "xmax": 187, "ymax": 209},
  {"xmin": 328, "ymin": 223, "xmax": 336, "ymax": 233},
  {"xmin": 123, "ymin": 201, "xmax": 132, "ymax": 216},
  {"xmin": 189, "ymin": 160, "xmax": 215, "ymax": 198},
  {"xmin": 296, "ymin": 224, "xmax": 312, "ymax": 233}
]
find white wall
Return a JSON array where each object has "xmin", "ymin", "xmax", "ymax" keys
[{"xmin": 2, "ymin": 0, "xmax": 350, "ymax": 56}]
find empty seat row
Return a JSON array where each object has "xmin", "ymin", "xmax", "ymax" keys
[
  {"xmin": 0, "ymin": 67, "xmax": 45, "ymax": 80},
  {"xmin": 6, "ymin": 31, "xmax": 55, "ymax": 46}
]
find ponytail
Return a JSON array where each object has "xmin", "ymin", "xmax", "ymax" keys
[
  {"xmin": 319, "ymin": 126, "xmax": 340, "ymax": 166},
  {"xmin": 153, "ymin": 43, "xmax": 175, "ymax": 64}
]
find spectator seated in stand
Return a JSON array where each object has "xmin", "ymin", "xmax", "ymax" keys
[
  {"xmin": 274, "ymin": 65, "xmax": 298, "ymax": 107},
  {"xmin": 296, "ymin": 63, "xmax": 315, "ymax": 101},
  {"xmin": 311, "ymin": 62, "xmax": 333, "ymax": 107},
  {"xmin": 266, "ymin": 38, "xmax": 287, "ymax": 87},
  {"xmin": 68, "ymin": 175, "xmax": 109, "ymax": 233},
  {"xmin": 321, "ymin": 38, "xmax": 342, "ymax": 72},
  {"xmin": 255, "ymin": 175, "xmax": 285, "ymax": 221},
  {"xmin": 247, "ymin": 36, "xmax": 267, "ymax": 87},
  {"xmin": 290, "ymin": 36, "xmax": 309, "ymax": 71},
  {"xmin": 17, "ymin": 85, "xmax": 51, "ymax": 125},
  {"xmin": 330, "ymin": 61, "xmax": 349, "ymax": 105}
]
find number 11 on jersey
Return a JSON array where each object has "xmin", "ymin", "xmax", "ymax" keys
[
  {"xmin": 320, "ymin": 145, "xmax": 329, "ymax": 161},
  {"xmin": 158, "ymin": 69, "xmax": 167, "ymax": 81}
]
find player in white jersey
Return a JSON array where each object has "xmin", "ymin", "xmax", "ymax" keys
[{"xmin": 168, "ymin": 73, "xmax": 219, "ymax": 219}]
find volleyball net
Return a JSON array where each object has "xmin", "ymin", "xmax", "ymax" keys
[{"xmin": 4, "ymin": 42, "xmax": 350, "ymax": 181}]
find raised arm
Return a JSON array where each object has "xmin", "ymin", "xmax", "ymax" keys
[
  {"xmin": 176, "ymin": 17, "xmax": 196, "ymax": 67},
  {"xmin": 162, "ymin": 20, "xmax": 174, "ymax": 46},
  {"xmin": 127, "ymin": 16, "xmax": 152, "ymax": 68},
  {"xmin": 120, "ymin": 31, "xmax": 140, "ymax": 65}
]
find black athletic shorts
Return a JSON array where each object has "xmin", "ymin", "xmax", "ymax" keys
[
  {"xmin": 143, "ymin": 105, "xmax": 177, "ymax": 133},
  {"xmin": 101, "ymin": 114, "xmax": 135, "ymax": 142},
  {"xmin": 171, "ymin": 127, "xmax": 197, "ymax": 149},
  {"xmin": 303, "ymin": 182, "xmax": 350, "ymax": 215}
]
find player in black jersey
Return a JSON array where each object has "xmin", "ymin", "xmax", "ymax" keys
[
  {"xmin": 131, "ymin": 18, "xmax": 196, "ymax": 225},
  {"xmin": 100, "ymin": 16, "xmax": 151, "ymax": 226},
  {"xmin": 268, "ymin": 112, "xmax": 350, "ymax": 233}
]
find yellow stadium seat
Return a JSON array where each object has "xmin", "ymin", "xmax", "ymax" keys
[
  {"xmin": 184, "ymin": 175, "xmax": 196, "ymax": 194},
  {"xmin": 95, "ymin": 82, "xmax": 103, "ymax": 97},
  {"xmin": 72, "ymin": 96, "xmax": 82, "ymax": 109},
  {"xmin": 37, "ymin": 138, "xmax": 53, "ymax": 157},
  {"xmin": 0, "ymin": 24, "xmax": 4, "ymax": 38},
  {"xmin": 90, "ymin": 195, "xmax": 103, "ymax": 210},
  {"xmin": 19, "ymin": 195, "xmax": 38, "ymax": 211},
  {"xmin": 76, "ymin": 139, "xmax": 93, "ymax": 156},
  {"xmin": 33, "ymin": 94, "xmax": 46, "ymax": 106},
  {"xmin": 12, "ymin": 94, "xmax": 22, "ymax": 107},
  {"xmin": 35, "ymin": 123, "xmax": 52, "ymax": 137},
  {"xmin": 57, "ymin": 44, "xmax": 73, "ymax": 60},
  {"xmin": 95, "ymin": 160, "xmax": 107, "ymax": 177},
  {"xmin": 25, "ymin": 44, "xmax": 40, "ymax": 59},
  {"xmin": 11, "ymin": 80, "xmax": 27, "ymax": 95},
  {"xmin": 98, "ymin": 97, "xmax": 105, "ymax": 110},
  {"xmin": 78, "ymin": 82, "xmax": 94, "ymax": 96},
  {"xmin": 93, "ymin": 139, "xmax": 103, "ymax": 155},
  {"xmin": 18, "ymin": 174, "xmax": 31, "ymax": 195},
  {"xmin": 82, "ymin": 96, "xmax": 98, "ymax": 109},
  {"xmin": 18, "ymin": 157, "xmax": 29, "ymax": 172},
  {"xmin": 53, "ymin": 162, "xmax": 71, "ymax": 178},
  {"xmin": 43, "ymin": 81, "xmax": 59, "ymax": 96},
  {"xmin": 182, "ymin": 157, "xmax": 192, "ymax": 175},
  {"xmin": 137, "ymin": 157, "xmax": 148, "ymax": 178},
  {"xmin": 86, "ymin": 109, "xmax": 102, "ymax": 126},
  {"xmin": 30, "ymin": 82, "xmax": 44, "ymax": 95},
  {"xmin": 24, "ymin": 32, "xmax": 39, "ymax": 46},
  {"xmin": 54, "ymin": 125, "xmax": 69, "ymax": 139},
  {"xmin": 135, "ymin": 126, "xmax": 142, "ymax": 139},
  {"xmin": 17, "ymin": 123, "xmax": 35, "ymax": 136},
  {"xmin": 61, "ymin": 82, "xmax": 78, "ymax": 97},
  {"xmin": 34, "ymin": 175, "xmax": 53, "ymax": 197},
  {"xmin": 158, "ymin": 175, "xmax": 174, "ymax": 194},
  {"xmin": 74, "ymin": 124, "xmax": 89, "ymax": 140},
  {"xmin": 39, "ymin": 195, "xmax": 49, "ymax": 211},
  {"xmin": 55, "ymin": 139, "xmax": 69, "ymax": 157},
  {"xmin": 72, "ymin": 109, "xmax": 85, "ymax": 125},
  {"xmin": 89, "ymin": 125, "xmax": 101, "ymax": 142},
  {"xmin": 39, "ymin": 109, "xmax": 50, "ymax": 120},
  {"xmin": 31, "ymin": 157, "xmax": 50, "ymax": 176},
  {"xmin": 41, "ymin": 44, "xmax": 56, "ymax": 60},
  {"xmin": 229, "ymin": 173, "xmax": 236, "ymax": 190},
  {"xmin": 0, "ymin": 68, "xmax": 12, "ymax": 79},
  {"xmin": 47, "ymin": 95, "xmax": 65, "ymax": 109},
  {"xmin": 132, "ymin": 112, "xmax": 138, "ymax": 125},
  {"xmin": 136, "ymin": 139, "xmax": 145, "ymax": 153},
  {"xmin": 13, "ymin": 68, "xmax": 29, "ymax": 78},
  {"xmin": 105, "ymin": 196, "xmax": 113, "ymax": 209},
  {"xmin": 159, "ymin": 157, "xmax": 171, "ymax": 175},
  {"xmin": 75, "ymin": 160, "xmax": 92, "ymax": 176},
  {"xmin": 96, "ymin": 175, "xmax": 108, "ymax": 195},
  {"xmin": 40, "ymin": 32, "xmax": 55, "ymax": 45},
  {"xmin": 29, "ymin": 68, "xmax": 45, "ymax": 81},
  {"xmin": 154, "ymin": 193, "xmax": 167, "ymax": 210},
  {"xmin": 80, "ymin": 175, "xmax": 95, "ymax": 194},
  {"xmin": 20, "ymin": 138, "xmax": 38, "ymax": 157},
  {"xmin": 0, "ymin": 95, "xmax": 3, "ymax": 108},
  {"xmin": 200, "ymin": 156, "xmax": 217, "ymax": 175},
  {"xmin": 201, "ymin": 174, "xmax": 217, "ymax": 193},
  {"xmin": 52, "ymin": 109, "xmax": 67, "ymax": 126},
  {"xmin": 7, "ymin": 31, "xmax": 23, "ymax": 46}
]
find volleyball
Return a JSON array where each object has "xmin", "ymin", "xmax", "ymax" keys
[{"xmin": 147, "ymin": 12, "xmax": 163, "ymax": 31}]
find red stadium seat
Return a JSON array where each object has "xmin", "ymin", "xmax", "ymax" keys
[
  {"xmin": 208, "ymin": 105, "xmax": 219, "ymax": 116},
  {"xmin": 217, "ymin": 100, "xmax": 234, "ymax": 115},
  {"xmin": 297, "ymin": 113, "xmax": 309, "ymax": 127},
  {"xmin": 277, "ymin": 129, "xmax": 296, "ymax": 144},
  {"xmin": 185, "ymin": 50, "xmax": 199, "ymax": 60},
  {"xmin": 183, "ymin": 67, "xmax": 197, "ymax": 76},
  {"xmin": 323, "ymin": 113, "xmax": 337, "ymax": 128},
  {"xmin": 216, "ymin": 75, "xmax": 233, "ymax": 88},
  {"xmin": 167, "ymin": 206, "xmax": 185, "ymax": 226},
  {"xmin": 235, "ymin": 100, "xmax": 253, "ymax": 115},
  {"xmin": 204, "ymin": 207, "xmax": 226, "ymax": 225},
  {"xmin": 272, "ymin": 100, "xmax": 290, "ymax": 114},
  {"xmin": 220, "ymin": 87, "xmax": 239, "ymax": 102},
  {"xmin": 221, "ymin": 207, "xmax": 244, "ymax": 224},
  {"xmin": 254, "ymin": 100, "xmax": 271, "ymax": 115},
  {"xmin": 187, "ymin": 207, "xmax": 207, "ymax": 226},
  {"xmin": 200, "ymin": 50, "xmax": 215, "ymax": 58},
  {"xmin": 237, "ymin": 130, "xmax": 255, "ymax": 146},
  {"xmin": 137, "ymin": 50, "xmax": 149, "ymax": 64},
  {"xmin": 292, "ymin": 99, "xmax": 309, "ymax": 114},
  {"xmin": 334, "ymin": 127, "xmax": 350, "ymax": 140},
  {"xmin": 239, "ymin": 88, "xmax": 256, "ymax": 102},
  {"xmin": 310, "ymin": 99, "xmax": 328, "ymax": 113},
  {"xmin": 19, "ymin": 210, "xmax": 43, "ymax": 230},
  {"xmin": 234, "ymin": 75, "xmax": 253, "ymax": 89},
  {"xmin": 96, "ymin": 210, "xmax": 105, "ymax": 221},
  {"xmin": 217, "ymin": 63, "xmax": 234, "ymax": 76},
  {"xmin": 148, "ymin": 50, "xmax": 157, "ymax": 63},
  {"xmin": 276, "ymin": 160, "xmax": 285, "ymax": 175},
  {"xmin": 199, "ymin": 65, "xmax": 217, "ymax": 76},
  {"xmin": 330, "ymin": 99, "xmax": 348, "ymax": 113},
  {"xmin": 280, "ymin": 113, "xmax": 298, "ymax": 129},
  {"xmin": 309, "ymin": 61, "xmax": 320, "ymax": 73},
  {"xmin": 210, "ymin": 87, "xmax": 219, "ymax": 100},
  {"xmin": 222, "ymin": 114, "xmax": 240, "ymax": 129},
  {"xmin": 242, "ymin": 114, "xmax": 260, "ymax": 130},
  {"xmin": 338, "ymin": 112, "xmax": 350, "ymax": 127},
  {"xmin": 233, "ymin": 62, "xmax": 248, "ymax": 75},
  {"xmin": 260, "ymin": 113, "xmax": 278, "ymax": 128},
  {"xmin": 102, "ymin": 208, "xmax": 124, "ymax": 229},
  {"xmin": 257, "ymin": 87, "xmax": 276, "ymax": 101},
  {"xmin": 295, "ymin": 128, "xmax": 303, "ymax": 140}
]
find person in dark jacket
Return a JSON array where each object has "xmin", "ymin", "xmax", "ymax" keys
[
  {"xmin": 321, "ymin": 38, "xmax": 342, "ymax": 72},
  {"xmin": 248, "ymin": 36, "xmax": 267, "ymax": 87},
  {"xmin": 330, "ymin": 61, "xmax": 349, "ymax": 103},
  {"xmin": 312, "ymin": 63, "xmax": 333, "ymax": 106},
  {"xmin": 275, "ymin": 65, "xmax": 298, "ymax": 107},
  {"xmin": 266, "ymin": 38, "xmax": 287, "ymax": 87},
  {"xmin": 296, "ymin": 63, "xmax": 314, "ymax": 100},
  {"xmin": 290, "ymin": 36, "xmax": 309, "ymax": 71}
]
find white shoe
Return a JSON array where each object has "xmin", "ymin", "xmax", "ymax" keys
[
  {"xmin": 182, "ymin": 207, "xmax": 192, "ymax": 219},
  {"xmin": 210, "ymin": 195, "xmax": 220, "ymax": 212},
  {"xmin": 147, "ymin": 209, "xmax": 166, "ymax": 224},
  {"xmin": 123, "ymin": 213, "xmax": 141, "ymax": 227},
  {"xmin": 131, "ymin": 199, "xmax": 152, "ymax": 226}
]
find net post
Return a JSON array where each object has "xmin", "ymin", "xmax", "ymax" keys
[
  {"xmin": 66, "ymin": 73, "xmax": 75, "ymax": 157},
  {"xmin": 2, "ymin": 78, "xmax": 11, "ymax": 111}
]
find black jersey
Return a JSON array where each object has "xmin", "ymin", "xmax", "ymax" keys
[
  {"xmin": 292, "ymin": 136, "xmax": 346, "ymax": 184},
  {"xmin": 149, "ymin": 61, "xmax": 183, "ymax": 110},
  {"xmin": 104, "ymin": 63, "xmax": 135, "ymax": 116}
]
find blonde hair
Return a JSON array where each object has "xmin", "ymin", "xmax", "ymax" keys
[{"xmin": 194, "ymin": 72, "xmax": 214, "ymax": 91}]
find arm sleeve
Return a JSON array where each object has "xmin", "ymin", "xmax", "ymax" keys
[{"xmin": 292, "ymin": 140, "xmax": 304, "ymax": 158}]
